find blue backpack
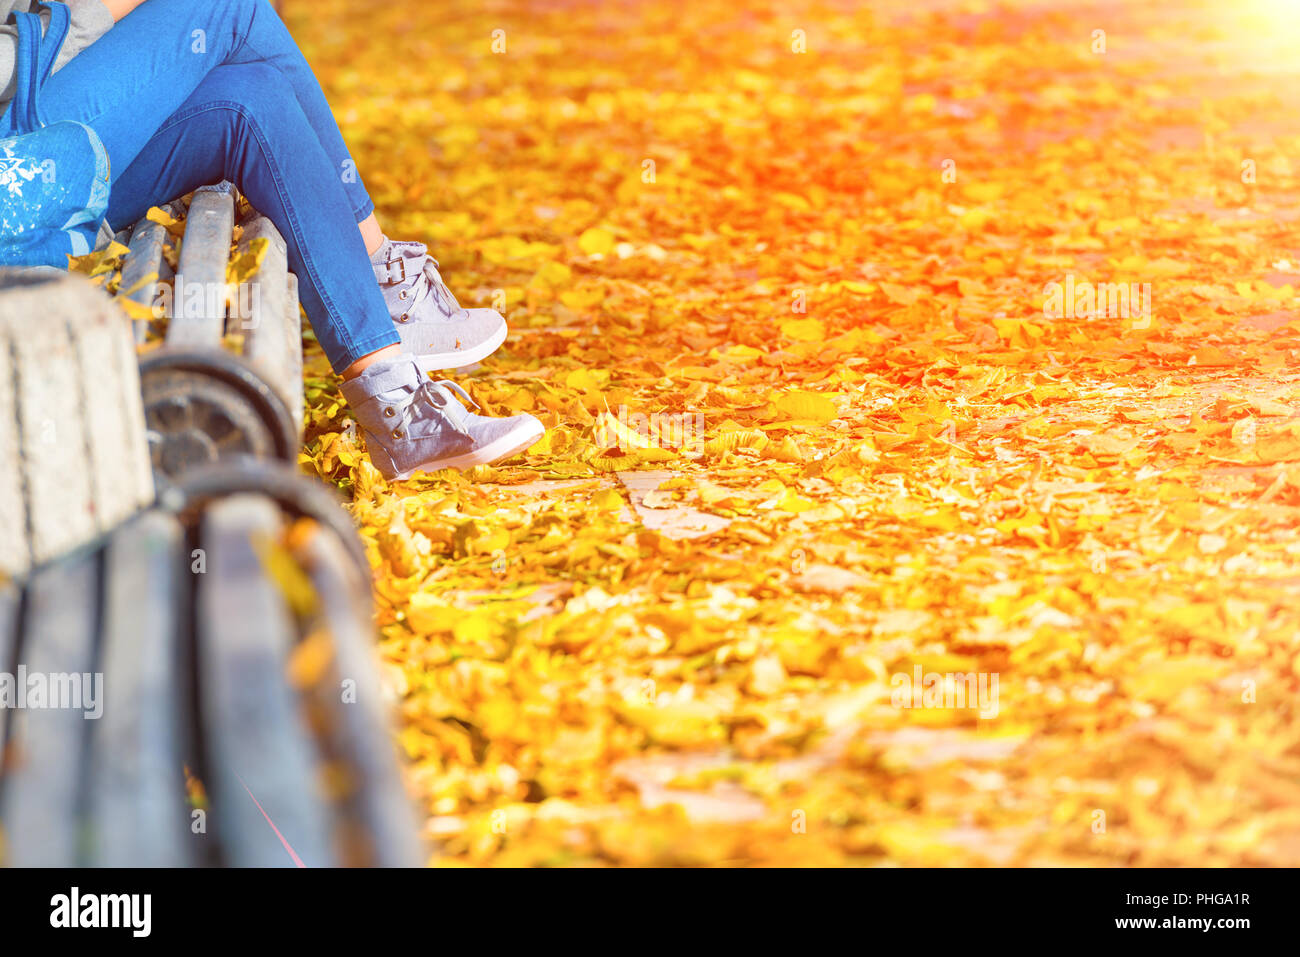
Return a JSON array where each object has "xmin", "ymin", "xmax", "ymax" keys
[{"xmin": 0, "ymin": 1, "xmax": 109, "ymax": 267}]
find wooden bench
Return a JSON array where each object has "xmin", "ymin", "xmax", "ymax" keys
[
  {"xmin": 0, "ymin": 188, "xmax": 423, "ymax": 866},
  {"xmin": 0, "ymin": 462, "xmax": 419, "ymax": 866},
  {"xmin": 122, "ymin": 181, "xmax": 305, "ymax": 482},
  {"xmin": 0, "ymin": 272, "xmax": 154, "ymax": 581},
  {"xmin": 1, "ymin": 181, "xmax": 308, "ymax": 574}
]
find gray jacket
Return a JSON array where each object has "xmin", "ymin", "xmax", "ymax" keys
[{"xmin": 1, "ymin": 1, "xmax": 114, "ymax": 115}]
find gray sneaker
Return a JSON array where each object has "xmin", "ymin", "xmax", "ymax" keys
[
  {"xmin": 374, "ymin": 240, "xmax": 507, "ymax": 372},
  {"xmin": 339, "ymin": 356, "xmax": 544, "ymax": 480}
]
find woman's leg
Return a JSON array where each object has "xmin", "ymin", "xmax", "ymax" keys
[
  {"xmin": 76, "ymin": 28, "xmax": 539, "ymax": 470},
  {"xmin": 42, "ymin": 0, "xmax": 374, "ymax": 223},
  {"xmin": 104, "ymin": 60, "xmax": 544, "ymax": 474},
  {"xmin": 105, "ymin": 62, "xmax": 396, "ymax": 374},
  {"xmin": 46, "ymin": 0, "xmax": 505, "ymax": 372}
]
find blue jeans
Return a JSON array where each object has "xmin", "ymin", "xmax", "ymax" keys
[{"xmin": 40, "ymin": 0, "xmax": 399, "ymax": 372}]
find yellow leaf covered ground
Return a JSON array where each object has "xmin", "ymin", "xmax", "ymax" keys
[{"xmin": 290, "ymin": 0, "xmax": 1300, "ymax": 865}]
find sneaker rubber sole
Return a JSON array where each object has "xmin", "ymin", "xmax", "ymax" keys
[
  {"xmin": 411, "ymin": 321, "xmax": 508, "ymax": 374},
  {"xmin": 385, "ymin": 416, "xmax": 545, "ymax": 480}
]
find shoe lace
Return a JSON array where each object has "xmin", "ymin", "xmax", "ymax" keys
[
  {"xmin": 395, "ymin": 377, "xmax": 481, "ymax": 439},
  {"xmin": 406, "ymin": 255, "xmax": 467, "ymax": 320}
]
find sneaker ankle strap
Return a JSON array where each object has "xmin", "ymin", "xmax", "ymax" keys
[{"xmin": 374, "ymin": 257, "xmax": 408, "ymax": 285}]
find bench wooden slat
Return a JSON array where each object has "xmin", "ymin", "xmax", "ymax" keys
[
  {"xmin": 300, "ymin": 527, "xmax": 421, "ymax": 866},
  {"xmin": 238, "ymin": 214, "xmax": 302, "ymax": 433},
  {"xmin": 84, "ymin": 510, "xmax": 195, "ymax": 866},
  {"xmin": 3, "ymin": 290, "xmax": 94, "ymax": 576},
  {"xmin": 0, "ymin": 275, "xmax": 155, "ymax": 578},
  {"xmin": 197, "ymin": 495, "xmax": 336, "ymax": 867},
  {"xmin": 111, "ymin": 281, "xmax": 160, "ymax": 513},
  {"xmin": 0, "ymin": 549, "xmax": 100, "ymax": 865},
  {"xmin": 0, "ymin": 335, "xmax": 26, "ymax": 577},
  {"xmin": 0, "ymin": 579, "xmax": 19, "ymax": 776},
  {"xmin": 284, "ymin": 272, "xmax": 304, "ymax": 434},
  {"xmin": 75, "ymin": 289, "xmax": 158, "ymax": 539},
  {"xmin": 119, "ymin": 204, "xmax": 178, "ymax": 344},
  {"xmin": 168, "ymin": 182, "xmax": 236, "ymax": 348}
]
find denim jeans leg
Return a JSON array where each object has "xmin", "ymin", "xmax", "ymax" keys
[
  {"xmin": 105, "ymin": 63, "xmax": 397, "ymax": 372},
  {"xmin": 41, "ymin": 0, "xmax": 374, "ymax": 220}
]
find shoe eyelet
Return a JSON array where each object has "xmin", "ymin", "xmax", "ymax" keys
[
  {"xmin": 392, "ymin": 429, "xmax": 404, "ymax": 439},
  {"xmin": 398, "ymin": 314, "xmax": 408, "ymax": 322},
  {"xmin": 383, "ymin": 407, "xmax": 396, "ymax": 417},
  {"xmin": 399, "ymin": 290, "xmax": 408, "ymax": 300}
]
